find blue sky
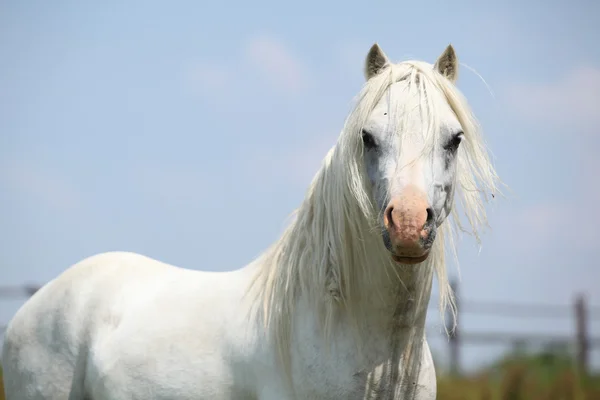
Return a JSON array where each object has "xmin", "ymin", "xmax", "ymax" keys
[{"xmin": 1, "ymin": 0, "xmax": 599, "ymax": 372}]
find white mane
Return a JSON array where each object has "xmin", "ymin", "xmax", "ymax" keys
[{"xmin": 248, "ymin": 59, "xmax": 500, "ymax": 375}]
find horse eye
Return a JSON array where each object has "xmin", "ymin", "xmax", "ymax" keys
[
  {"xmin": 361, "ymin": 130, "xmax": 377, "ymax": 149},
  {"xmin": 444, "ymin": 131, "xmax": 463, "ymax": 152}
]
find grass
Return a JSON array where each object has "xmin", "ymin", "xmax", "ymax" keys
[
  {"xmin": 438, "ymin": 369, "xmax": 600, "ymax": 400},
  {"xmin": 437, "ymin": 348, "xmax": 600, "ymax": 400}
]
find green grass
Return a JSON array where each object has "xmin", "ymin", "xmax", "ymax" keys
[
  {"xmin": 438, "ymin": 349, "xmax": 600, "ymax": 400},
  {"xmin": 438, "ymin": 369, "xmax": 600, "ymax": 400}
]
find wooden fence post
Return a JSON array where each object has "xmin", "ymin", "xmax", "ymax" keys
[{"xmin": 575, "ymin": 294, "xmax": 588, "ymax": 377}]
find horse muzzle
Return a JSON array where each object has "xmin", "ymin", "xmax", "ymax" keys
[{"xmin": 382, "ymin": 186, "xmax": 436, "ymax": 264}]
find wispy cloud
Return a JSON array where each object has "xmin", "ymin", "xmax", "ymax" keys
[
  {"xmin": 185, "ymin": 33, "xmax": 312, "ymax": 99},
  {"xmin": 243, "ymin": 34, "xmax": 312, "ymax": 95},
  {"xmin": 501, "ymin": 147, "xmax": 600, "ymax": 252},
  {"xmin": 495, "ymin": 66, "xmax": 600, "ymax": 253},
  {"xmin": 504, "ymin": 65, "xmax": 600, "ymax": 132}
]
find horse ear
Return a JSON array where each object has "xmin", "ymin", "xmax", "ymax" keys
[
  {"xmin": 434, "ymin": 44, "xmax": 458, "ymax": 82},
  {"xmin": 364, "ymin": 43, "xmax": 390, "ymax": 80}
]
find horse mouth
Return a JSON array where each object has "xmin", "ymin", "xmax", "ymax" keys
[{"xmin": 391, "ymin": 252, "xmax": 430, "ymax": 265}]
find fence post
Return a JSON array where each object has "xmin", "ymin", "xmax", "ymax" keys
[
  {"xmin": 575, "ymin": 294, "xmax": 588, "ymax": 377},
  {"xmin": 447, "ymin": 279, "xmax": 460, "ymax": 376}
]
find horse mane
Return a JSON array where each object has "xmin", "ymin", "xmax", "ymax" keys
[{"xmin": 247, "ymin": 58, "xmax": 500, "ymax": 376}]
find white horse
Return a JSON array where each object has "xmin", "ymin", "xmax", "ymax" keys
[{"xmin": 2, "ymin": 43, "xmax": 499, "ymax": 399}]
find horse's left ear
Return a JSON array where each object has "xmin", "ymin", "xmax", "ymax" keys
[{"xmin": 434, "ymin": 44, "xmax": 458, "ymax": 83}]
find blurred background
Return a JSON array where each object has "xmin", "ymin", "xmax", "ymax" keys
[{"xmin": 1, "ymin": 0, "xmax": 599, "ymax": 398}]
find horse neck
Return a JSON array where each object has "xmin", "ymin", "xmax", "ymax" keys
[{"xmin": 351, "ymin": 255, "xmax": 435, "ymax": 331}]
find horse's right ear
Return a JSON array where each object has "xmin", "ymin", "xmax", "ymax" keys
[{"xmin": 364, "ymin": 43, "xmax": 390, "ymax": 80}]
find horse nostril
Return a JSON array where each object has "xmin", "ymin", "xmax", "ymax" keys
[
  {"xmin": 385, "ymin": 206, "xmax": 395, "ymax": 228},
  {"xmin": 425, "ymin": 208, "xmax": 434, "ymax": 226}
]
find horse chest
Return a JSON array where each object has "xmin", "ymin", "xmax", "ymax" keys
[
  {"xmin": 289, "ymin": 330, "xmax": 421, "ymax": 399},
  {"xmin": 283, "ymin": 302, "xmax": 435, "ymax": 400},
  {"xmin": 291, "ymin": 342, "xmax": 391, "ymax": 399}
]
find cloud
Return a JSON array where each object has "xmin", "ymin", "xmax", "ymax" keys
[
  {"xmin": 0, "ymin": 161, "xmax": 82, "ymax": 210},
  {"xmin": 185, "ymin": 34, "xmax": 312, "ymax": 99},
  {"xmin": 501, "ymin": 147, "xmax": 600, "ymax": 252},
  {"xmin": 243, "ymin": 34, "xmax": 311, "ymax": 95},
  {"xmin": 504, "ymin": 66, "xmax": 600, "ymax": 132},
  {"xmin": 499, "ymin": 66, "xmax": 600, "ymax": 251}
]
